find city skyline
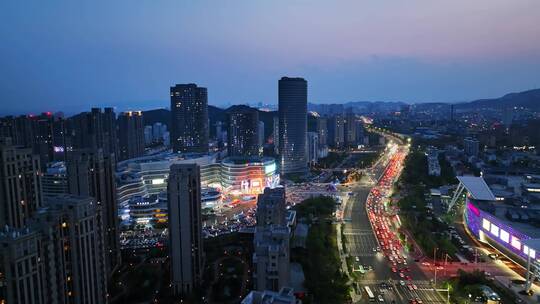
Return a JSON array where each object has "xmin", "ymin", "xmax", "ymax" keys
[{"xmin": 1, "ymin": 1, "xmax": 540, "ymax": 115}]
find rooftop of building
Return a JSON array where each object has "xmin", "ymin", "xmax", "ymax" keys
[
  {"xmin": 241, "ymin": 287, "xmax": 297, "ymax": 304},
  {"xmin": 222, "ymin": 156, "xmax": 276, "ymax": 166}
]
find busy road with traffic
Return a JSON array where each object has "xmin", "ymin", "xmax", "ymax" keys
[{"xmin": 343, "ymin": 137, "xmax": 447, "ymax": 303}]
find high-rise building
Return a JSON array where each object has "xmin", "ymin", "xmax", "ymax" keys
[
  {"xmin": 0, "ymin": 138, "xmax": 42, "ymax": 228},
  {"xmin": 102, "ymin": 107, "xmax": 119, "ymax": 158},
  {"xmin": 327, "ymin": 114, "xmax": 345, "ymax": 148},
  {"xmin": 307, "ymin": 132, "xmax": 319, "ymax": 165},
  {"xmin": 253, "ymin": 225, "xmax": 290, "ymax": 291},
  {"xmin": 0, "ymin": 227, "xmax": 45, "ymax": 304},
  {"xmin": 0, "ymin": 113, "xmax": 69, "ymax": 167},
  {"xmin": 0, "ymin": 195, "xmax": 108, "ymax": 304},
  {"xmin": 68, "ymin": 107, "xmax": 118, "ymax": 157},
  {"xmin": 41, "ymin": 162, "xmax": 69, "ymax": 198},
  {"xmin": 118, "ymin": 111, "xmax": 145, "ymax": 161},
  {"xmin": 35, "ymin": 194, "xmax": 108, "ymax": 304},
  {"xmin": 278, "ymin": 77, "xmax": 307, "ymax": 175},
  {"xmin": 273, "ymin": 116, "xmax": 279, "ymax": 155},
  {"xmin": 316, "ymin": 117, "xmax": 328, "ymax": 148},
  {"xmin": 227, "ymin": 105, "xmax": 260, "ymax": 157},
  {"xmin": 345, "ymin": 112, "xmax": 358, "ymax": 146},
  {"xmin": 66, "ymin": 148, "xmax": 120, "ymax": 274},
  {"xmin": 253, "ymin": 187, "xmax": 290, "ymax": 291},
  {"xmin": 144, "ymin": 125, "xmax": 153, "ymax": 145},
  {"xmin": 256, "ymin": 187, "xmax": 287, "ymax": 227},
  {"xmin": 170, "ymin": 84, "xmax": 209, "ymax": 153},
  {"xmin": 167, "ymin": 164, "xmax": 203, "ymax": 296}
]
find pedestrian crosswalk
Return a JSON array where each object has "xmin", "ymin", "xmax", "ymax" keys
[{"xmin": 358, "ymin": 281, "xmax": 447, "ymax": 303}]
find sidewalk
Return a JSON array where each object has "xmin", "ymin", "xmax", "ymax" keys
[{"xmin": 336, "ymin": 223, "xmax": 361, "ymax": 303}]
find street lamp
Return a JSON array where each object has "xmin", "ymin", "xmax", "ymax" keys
[{"xmin": 433, "ymin": 247, "xmax": 439, "ymax": 287}]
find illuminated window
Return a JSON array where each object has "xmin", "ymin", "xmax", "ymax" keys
[
  {"xmin": 152, "ymin": 178, "xmax": 165, "ymax": 185},
  {"xmin": 524, "ymin": 246, "xmax": 536, "ymax": 258},
  {"xmin": 482, "ymin": 219, "xmax": 491, "ymax": 230},
  {"xmin": 511, "ymin": 236, "xmax": 521, "ymax": 250},
  {"xmin": 500, "ymin": 230, "xmax": 510, "ymax": 243},
  {"xmin": 490, "ymin": 224, "xmax": 499, "ymax": 237}
]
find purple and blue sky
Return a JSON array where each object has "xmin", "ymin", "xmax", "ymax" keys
[{"xmin": 1, "ymin": 0, "xmax": 540, "ymax": 114}]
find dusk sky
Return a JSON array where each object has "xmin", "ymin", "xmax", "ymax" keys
[{"xmin": 1, "ymin": 0, "xmax": 540, "ymax": 115}]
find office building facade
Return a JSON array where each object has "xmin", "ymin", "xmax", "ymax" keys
[
  {"xmin": 278, "ymin": 77, "xmax": 308, "ymax": 175},
  {"xmin": 170, "ymin": 84, "xmax": 209, "ymax": 153}
]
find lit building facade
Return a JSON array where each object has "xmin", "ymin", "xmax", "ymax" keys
[
  {"xmin": 278, "ymin": 77, "xmax": 308, "ymax": 175},
  {"xmin": 116, "ymin": 152, "xmax": 278, "ymax": 229},
  {"xmin": 460, "ymin": 177, "xmax": 540, "ymax": 278},
  {"xmin": 220, "ymin": 156, "xmax": 279, "ymax": 195},
  {"xmin": 170, "ymin": 84, "xmax": 209, "ymax": 153},
  {"xmin": 227, "ymin": 105, "xmax": 260, "ymax": 157}
]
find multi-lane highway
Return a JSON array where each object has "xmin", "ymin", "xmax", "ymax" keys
[{"xmin": 342, "ymin": 141, "xmax": 447, "ymax": 303}]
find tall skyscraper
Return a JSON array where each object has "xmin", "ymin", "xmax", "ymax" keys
[
  {"xmin": 170, "ymin": 84, "xmax": 209, "ymax": 153},
  {"xmin": 168, "ymin": 164, "xmax": 203, "ymax": 296},
  {"xmin": 273, "ymin": 116, "xmax": 279, "ymax": 155},
  {"xmin": 278, "ymin": 77, "xmax": 308, "ymax": 175},
  {"xmin": 118, "ymin": 111, "xmax": 145, "ymax": 161},
  {"xmin": 307, "ymin": 132, "xmax": 319, "ymax": 165},
  {"xmin": 344, "ymin": 112, "xmax": 358, "ymax": 146},
  {"xmin": 0, "ymin": 195, "xmax": 108, "ymax": 304},
  {"xmin": 227, "ymin": 105, "xmax": 260, "ymax": 157},
  {"xmin": 68, "ymin": 107, "xmax": 118, "ymax": 159},
  {"xmin": 103, "ymin": 107, "xmax": 119, "ymax": 157},
  {"xmin": 35, "ymin": 195, "xmax": 108, "ymax": 304},
  {"xmin": 0, "ymin": 113, "xmax": 69, "ymax": 168},
  {"xmin": 316, "ymin": 117, "xmax": 328, "ymax": 148},
  {"xmin": 0, "ymin": 137, "xmax": 42, "ymax": 228},
  {"xmin": 66, "ymin": 148, "xmax": 120, "ymax": 274},
  {"xmin": 328, "ymin": 114, "xmax": 345, "ymax": 148}
]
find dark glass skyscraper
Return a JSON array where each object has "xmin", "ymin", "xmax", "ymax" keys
[
  {"xmin": 170, "ymin": 84, "xmax": 209, "ymax": 153},
  {"xmin": 278, "ymin": 77, "xmax": 307, "ymax": 175},
  {"xmin": 227, "ymin": 105, "xmax": 260, "ymax": 157}
]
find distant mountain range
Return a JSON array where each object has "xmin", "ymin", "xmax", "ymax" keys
[
  {"xmin": 455, "ymin": 88, "xmax": 540, "ymax": 110},
  {"xmin": 141, "ymin": 88, "xmax": 540, "ymax": 130}
]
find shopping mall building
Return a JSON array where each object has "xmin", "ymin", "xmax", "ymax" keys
[
  {"xmin": 115, "ymin": 151, "xmax": 279, "ymax": 225},
  {"xmin": 455, "ymin": 176, "xmax": 540, "ymax": 286}
]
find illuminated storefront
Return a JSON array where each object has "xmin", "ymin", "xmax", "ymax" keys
[
  {"xmin": 220, "ymin": 156, "xmax": 279, "ymax": 195},
  {"xmin": 116, "ymin": 152, "xmax": 279, "ymax": 229}
]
